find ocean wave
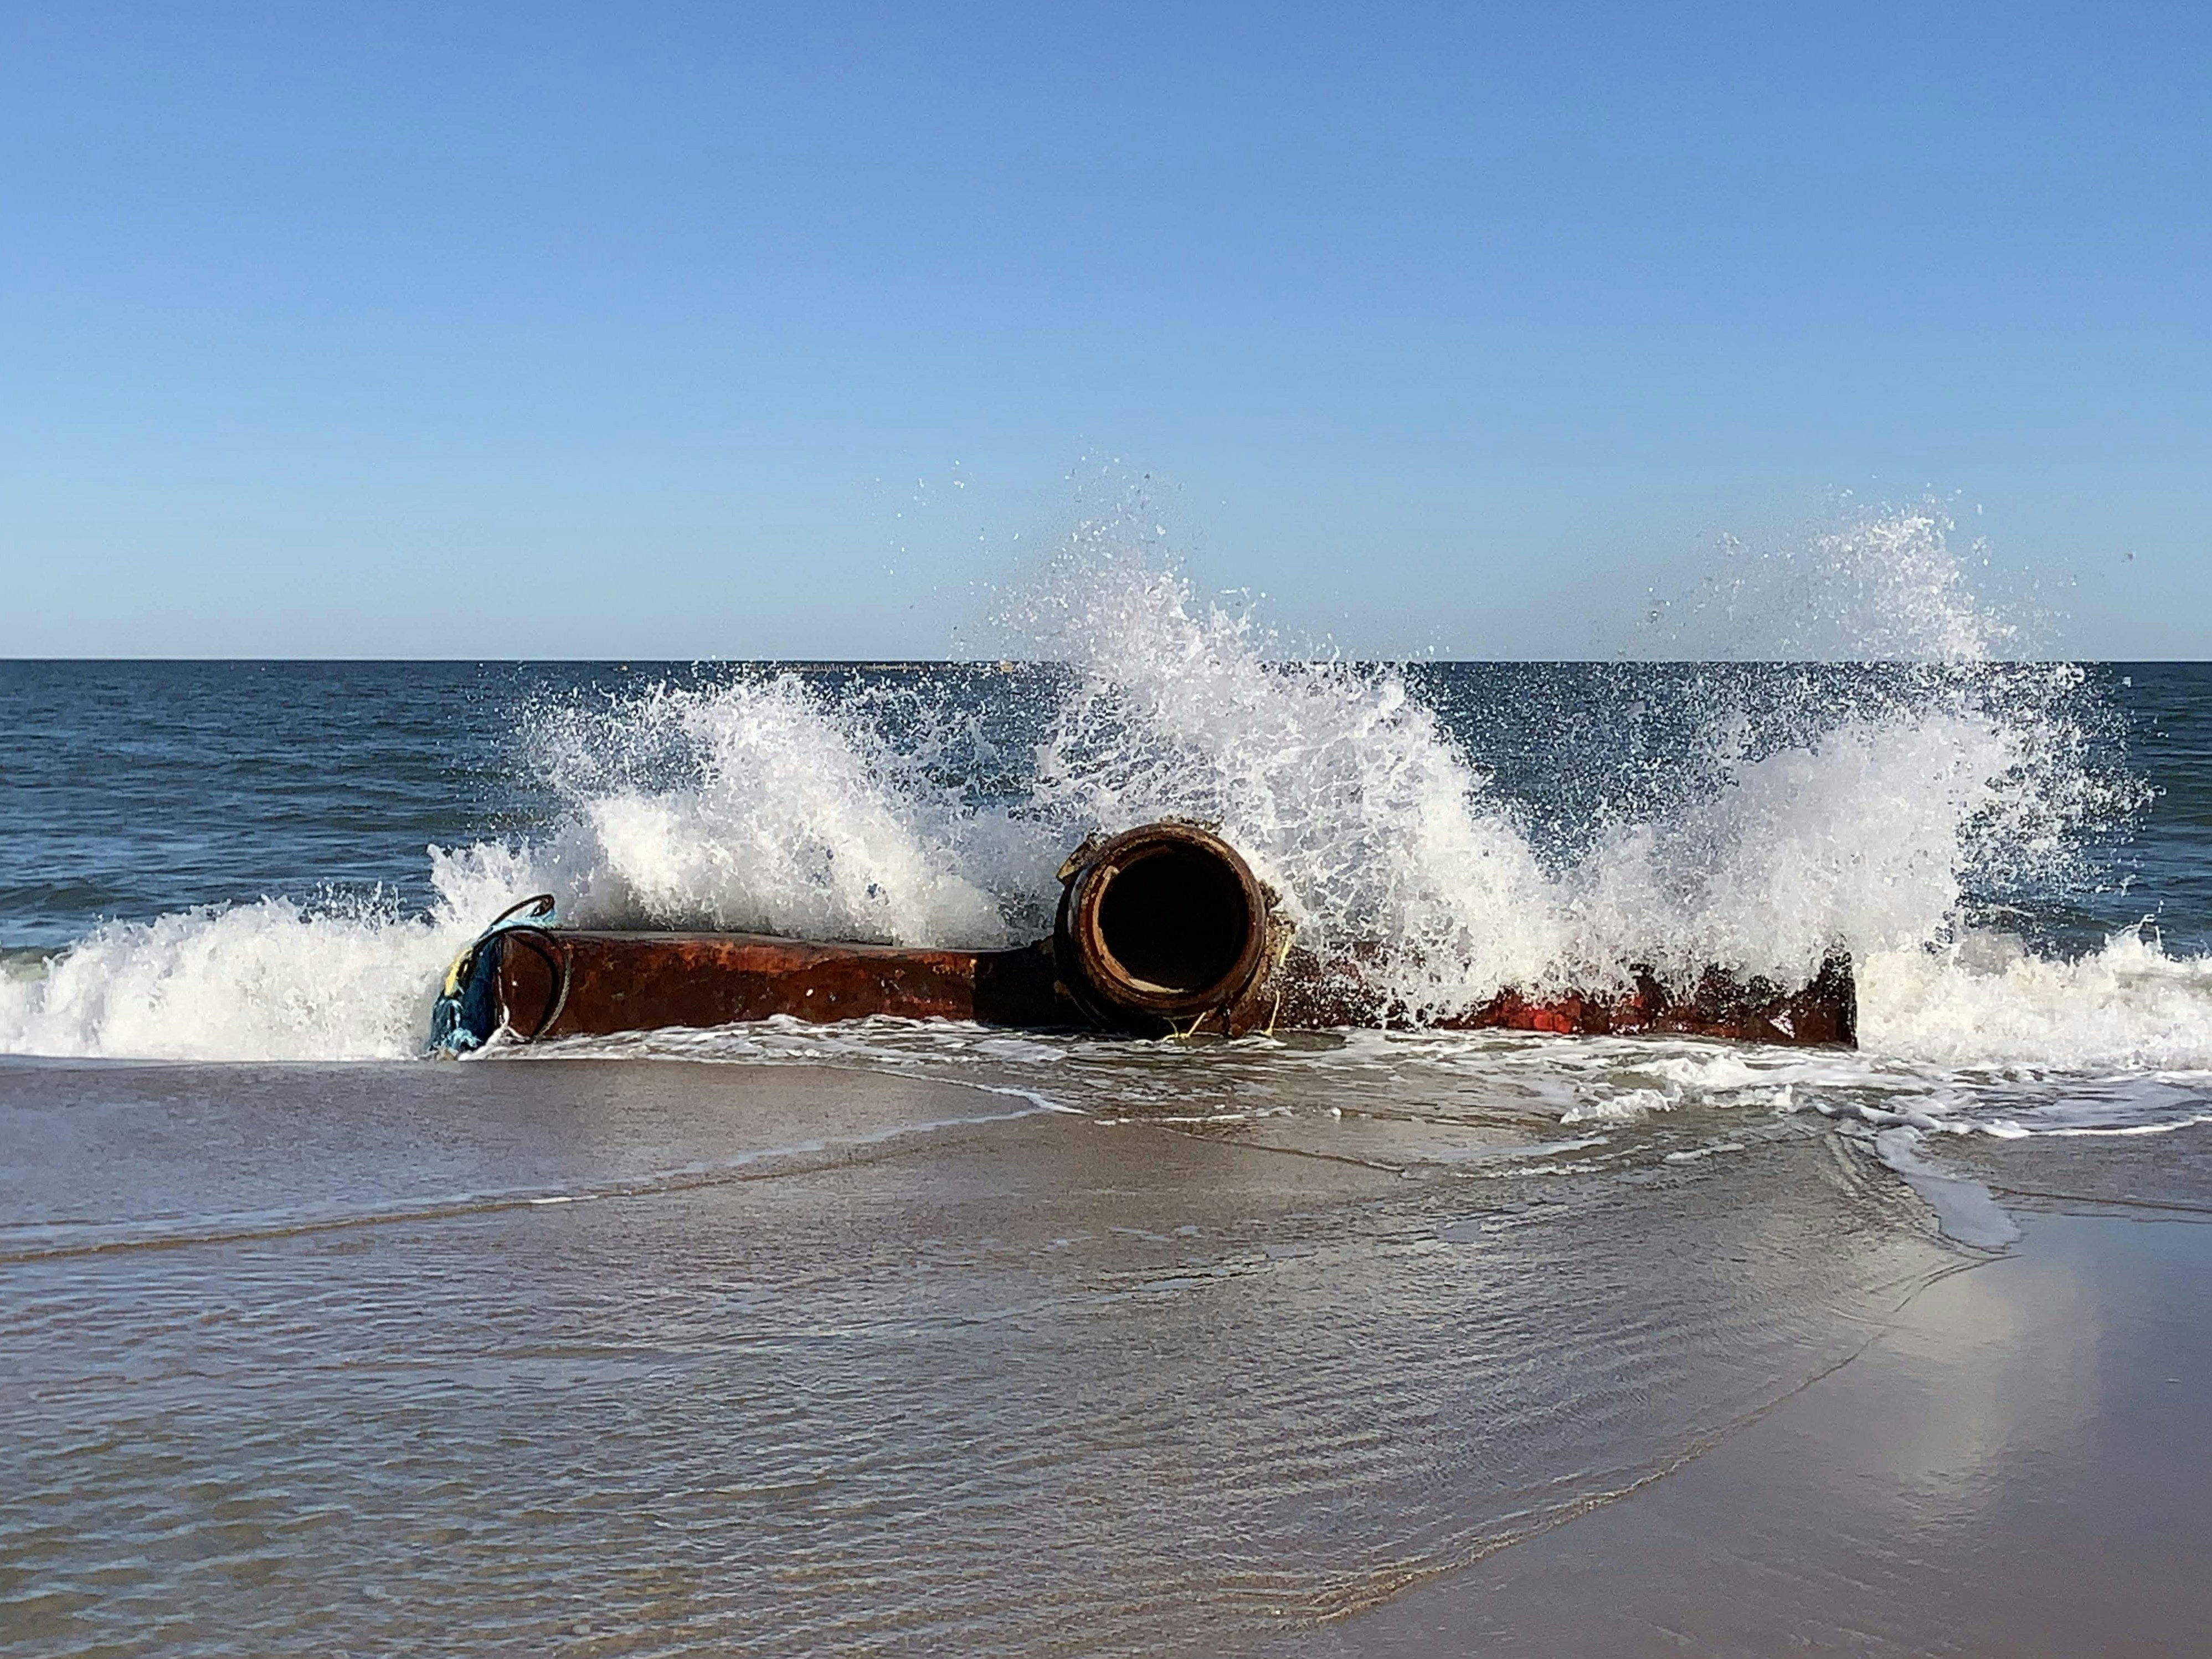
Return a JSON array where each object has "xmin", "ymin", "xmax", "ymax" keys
[{"xmin": 4, "ymin": 504, "xmax": 2204, "ymax": 1139}]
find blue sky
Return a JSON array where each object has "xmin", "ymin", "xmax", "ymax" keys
[{"xmin": 3, "ymin": 2, "xmax": 2206, "ymax": 657}]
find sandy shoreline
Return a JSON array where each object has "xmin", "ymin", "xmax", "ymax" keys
[
  {"xmin": 1307, "ymin": 1165, "xmax": 2212, "ymax": 1655},
  {"xmin": 4, "ymin": 1057, "xmax": 2209, "ymax": 1655}
]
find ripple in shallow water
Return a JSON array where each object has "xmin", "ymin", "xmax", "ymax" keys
[{"xmin": 2, "ymin": 1056, "xmax": 1958, "ymax": 1657}]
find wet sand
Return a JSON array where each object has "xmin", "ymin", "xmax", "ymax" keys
[
  {"xmin": 1303, "ymin": 1202, "xmax": 2212, "ymax": 1656},
  {"xmin": 4, "ymin": 1056, "xmax": 2208, "ymax": 1655}
]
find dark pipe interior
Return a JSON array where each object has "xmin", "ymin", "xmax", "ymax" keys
[{"xmin": 1095, "ymin": 848, "xmax": 1253, "ymax": 994}]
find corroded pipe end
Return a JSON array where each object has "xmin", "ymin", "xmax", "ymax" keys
[{"xmin": 1053, "ymin": 821, "xmax": 1278, "ymax": 1031}]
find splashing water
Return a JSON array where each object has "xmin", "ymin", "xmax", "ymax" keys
[
  {"xmin": 0, "ymin": 893, "xmax": 480, "ymax": 1063},
  {"xmin": 1002, "ymin": 528, "xmax": 1567, "ymax": 1013},
  {"xmin": 2, "ymin": 500, "xmax": 2205, "ymax": 1144},
  {"xmin": 468, "ymin": 672, "xmax": 1015, "ymax": 948}
]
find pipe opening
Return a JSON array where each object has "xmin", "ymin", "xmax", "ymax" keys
[{"xmin": 1093, "ymin": 846, "xmax": 1254, "ymax": 996}]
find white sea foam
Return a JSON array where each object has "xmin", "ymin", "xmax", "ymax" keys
[
  {"xmin": 1004, "ymin": 533, "xmax": 1566, "ymax": 1010},
  {"xmin": 0, "ymin": 897, "xmax": 473, "ymax": 1062},
  {"xmin": 472, "ymin": 672, "xmax": 1015, "ymax": 947},
  {"xmin": 1859, "ymin": 930, "xmax": 2212, "ymax": 1073},
  {"xmin": 5, "ymin": 499, "xmax": 2210, "ymax": 1143}
]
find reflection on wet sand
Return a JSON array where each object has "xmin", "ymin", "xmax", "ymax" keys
[{"xmin": 1306, "ymin": 1202, "xmax": 2212, "ymax": 1657}]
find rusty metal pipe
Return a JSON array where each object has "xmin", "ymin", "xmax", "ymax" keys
[
  {"xmin": 1051, "ymin": 822, "xmax": 1283, "ymax": 1034},
  {"xmin": 429, "ymin": 821, "xmax": 1855, "ymax": 1051}
]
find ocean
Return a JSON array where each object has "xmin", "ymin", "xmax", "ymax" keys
[{"xmin": 7, "ymin": 534, "xmax": 2212, "ymax": 1652}]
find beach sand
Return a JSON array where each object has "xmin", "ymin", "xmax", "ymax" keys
[
  {"xmin": 1302, "ymin": 1199, "xmax": 2212, "ymax": 1655},
  {"xmin": 4, "ymin": 1056, "xmax": 2208, "ymax": 1655}
]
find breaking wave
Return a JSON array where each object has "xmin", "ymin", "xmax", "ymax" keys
[
  {"xmin": 4, "ymin": 498, "xmax": 2208, "ymax": 1132},
  {"xmin": 0, "ymin": 895, "xmax": 476, "ymax": 1064}
]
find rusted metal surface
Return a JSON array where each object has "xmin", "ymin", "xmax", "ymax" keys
[
  {"xmin": 433, "ymin": 820, "xmax": 1856, "ymax": 1052},
  {"xmin": 1270, "ymin": 952, "xmax": 1856, "ymax": 1046},
  {"xmin": 483, "ymin": 929, "xmax": 1069, "ymax": 1042},
  {"xmin": 1052, "ymin": 822, "xmax": 1288, "ymax": 1036}
]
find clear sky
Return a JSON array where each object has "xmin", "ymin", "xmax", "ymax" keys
[{"xmin": 3, "ymin": 2, "xmax": 2206, "ymax": 658}]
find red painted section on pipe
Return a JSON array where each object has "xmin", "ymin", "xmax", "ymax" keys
[{"xmin": 1269, "ymin": 954, "xmax": 1856, "ymax": 1045}]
